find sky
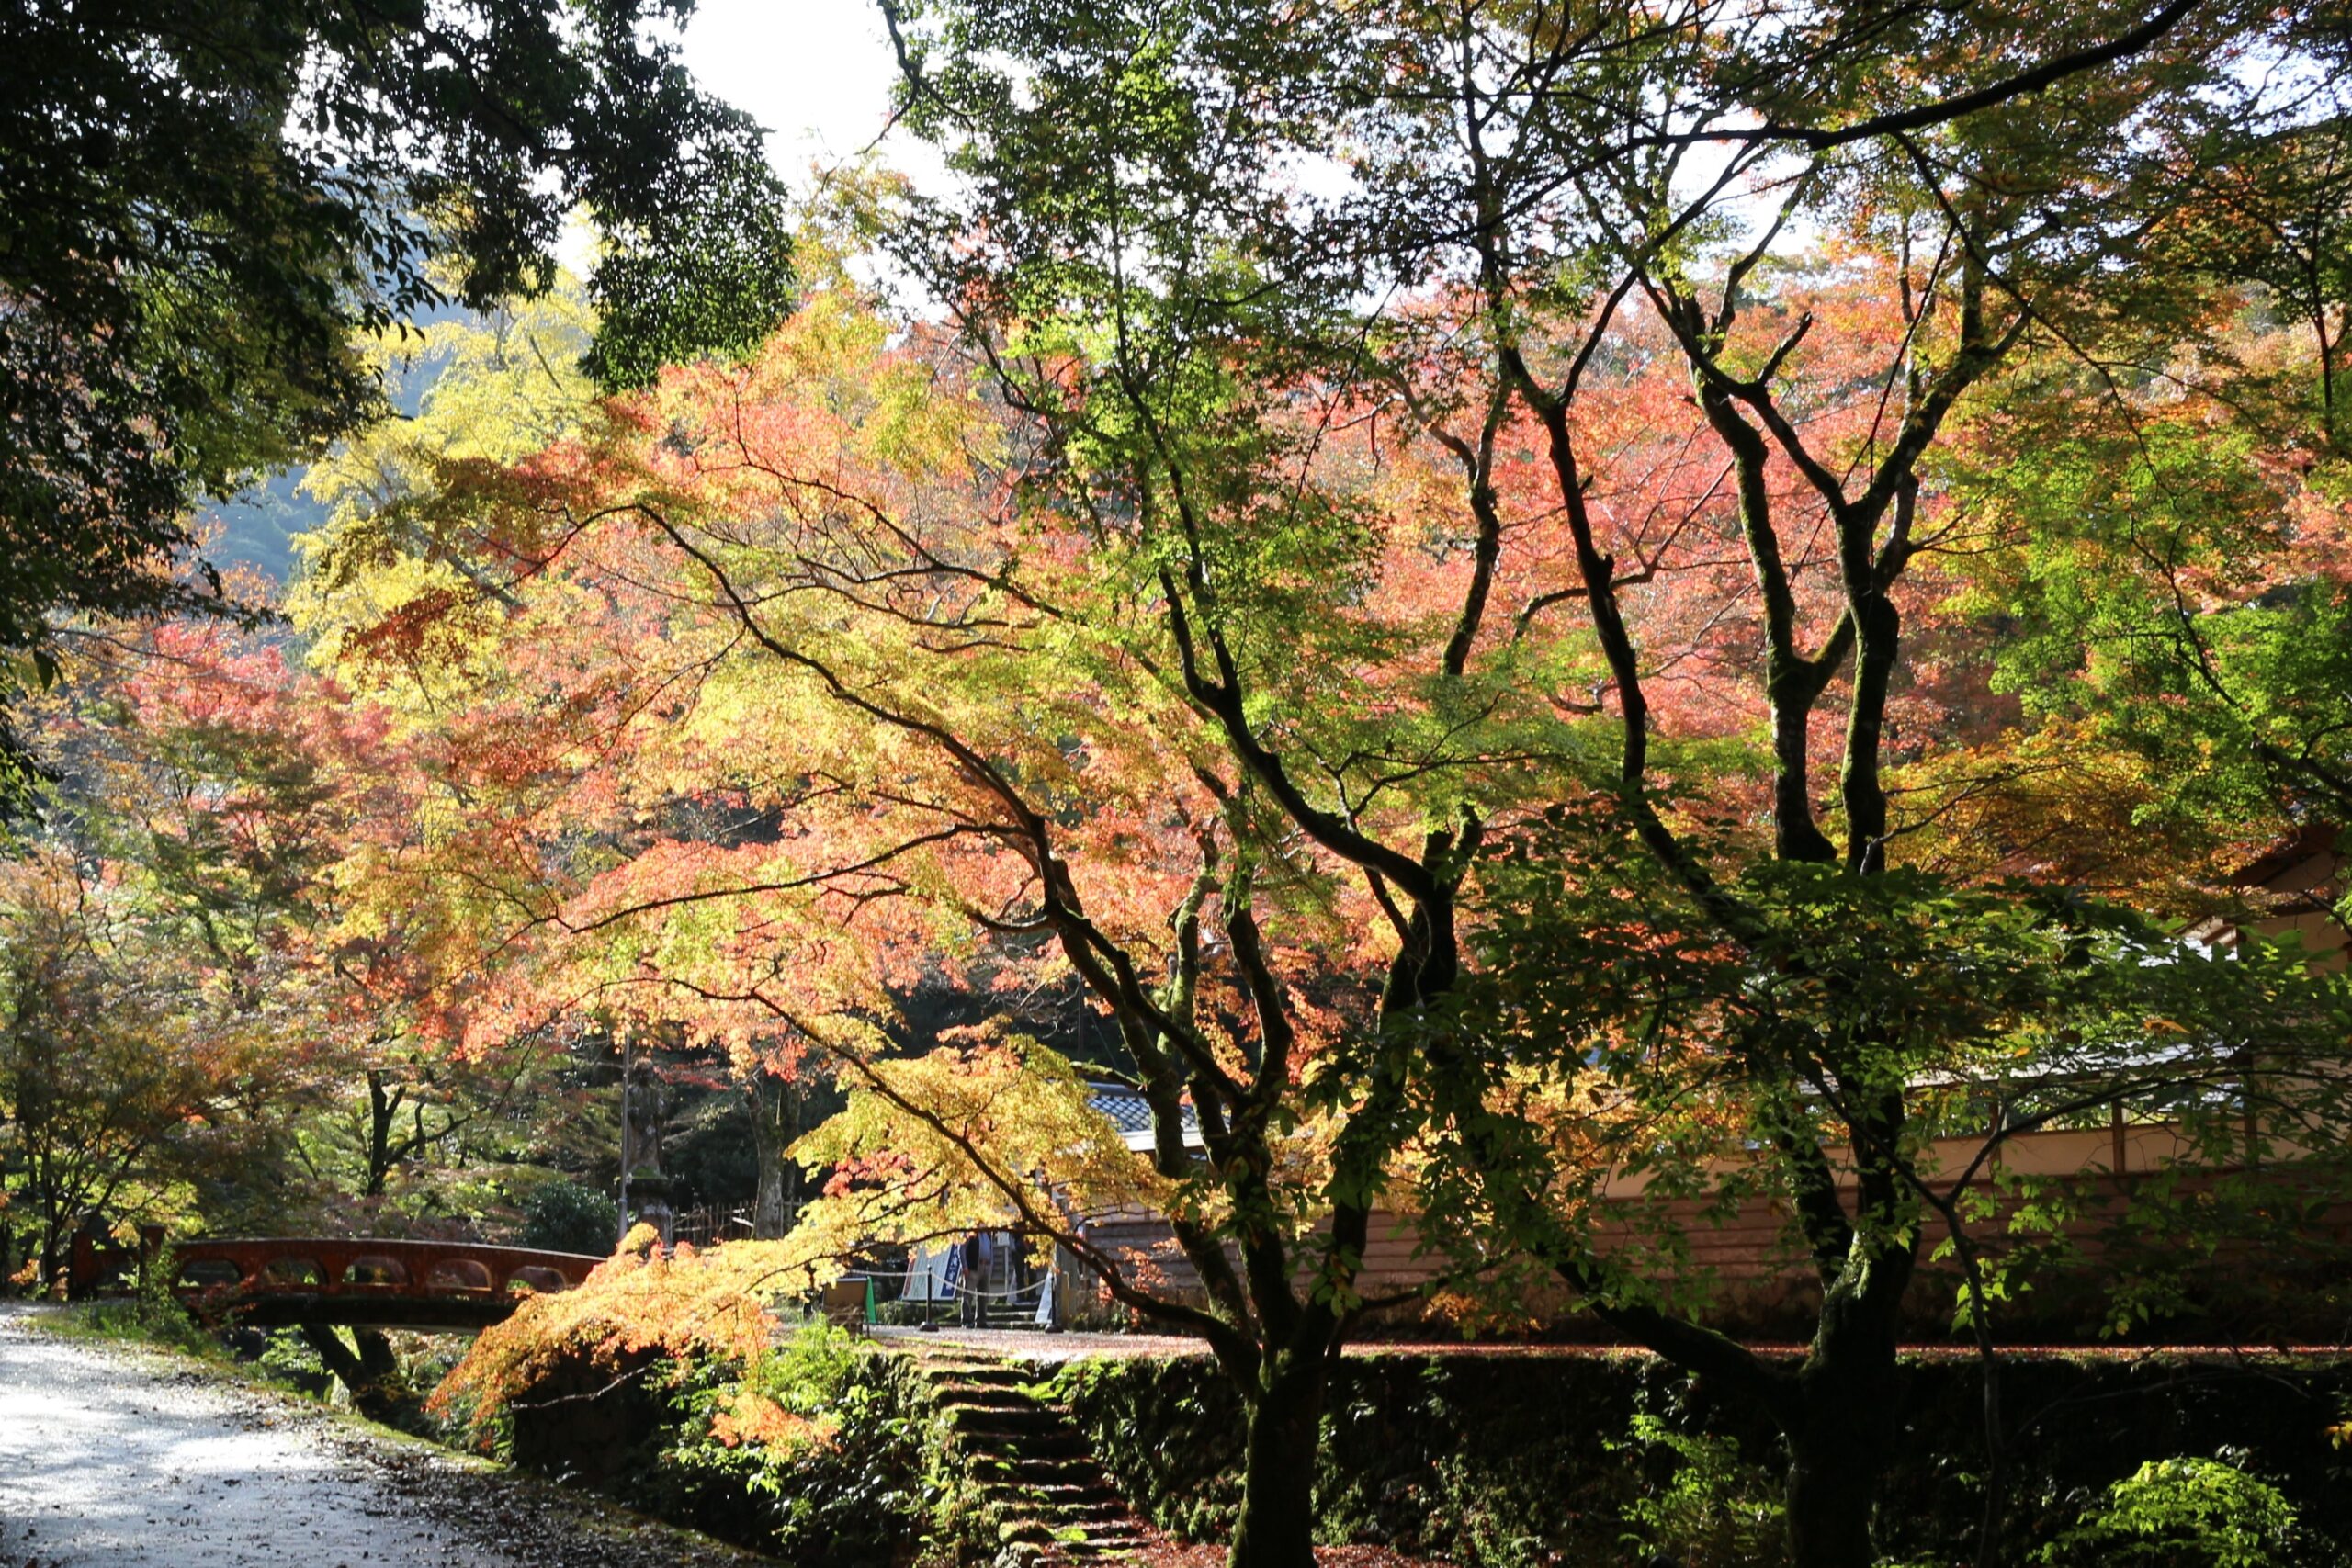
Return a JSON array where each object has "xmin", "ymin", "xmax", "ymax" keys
[{"xmin": 674, "ymin": 0, "xmax": 936, "ymax": 193}]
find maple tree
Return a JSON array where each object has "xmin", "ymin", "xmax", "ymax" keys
[
  {"xmin": 93, "ymin": 626, "xmax": 484, "ymax": 1214},
  {"xmin": 0, "ymin": 591, "xmax": 594, "ymax": 1282},
  {"xmin": 0, "ymin": 843, "xmax": 245, "ymax": 1285},
  {"xmin": 1387, "ymin": 22, "xmax": 2351, "ymax": 1568},
  {"xmin": 303, "ymin": 6, "xmax": 2352, "ymax": 1563},
  {"xmin": 435, "ymin": 1224, "xmax": 783, "ymax": 1433},
  {"xmin": 308, "ymin": 272, "xmax": 1495, "ymax": 1560},
  {"xmin": 859, "ymin": 3, "xmax": 2352, "ymax": 1565},
  {"xmin": 0, "ymin": 593, "xmax": 662, "ymax": 1415},
  {"xmin": 0, "ymin": 612, "xmax": 334, "ymax": 1275},
  {"xmin": 1939, "ymin": 324, "xmax": 2352, "ymax": 874},
  {"xmin": 12, "ymin": 4, "xmax": 2336, "ymax": 1564}
]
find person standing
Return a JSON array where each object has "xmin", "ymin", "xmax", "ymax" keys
[{"xmin": 959, "ymin": 1232, "xmax": 986, "ymax": 1327}]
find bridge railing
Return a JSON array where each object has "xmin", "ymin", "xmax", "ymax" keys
[{"xmin": 167, "ymin": 1237, "xmax": 605, "ymax": 1306}]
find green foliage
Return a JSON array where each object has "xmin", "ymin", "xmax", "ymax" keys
[
  {"xmin": 1052, "ymin": 1351, "xmax": 1704, "ymax": 1567},
  {"xmin": 489, "ymin": 1325, "xmax": 959, "ymax": 1568},
  {"xmin": 1051, "ymin": 1357, "xmax": 1246, "ymax": 1542},
  {"xmin": 517, "ymin": 1180, "xmax": 621, "ymax": 1257},
  {"xmin": 47, "ymin": 1256, "xmax": 221, "ymax": 1360},
  {"xmin": 656, "ymin": 1329, "xmax": 940, "ymax": 1568},
  {"xmin": 1612, "ymin": 1413, "xmax": 1785, "ymax": 1568},
  {"xmin": 0, "ymin": 0, "xmax": 789, "ymax": 795},
  {"xmin": 1054, "ymin": 1349, "xmax": 2352, "ymax": 1566},
  {"xmin": 582, "ymin": 140, "xmax": 797, "ymax": 393},
  {"xmin": 1940, "ymin": 355, "xmax": 2352, "ymax": 841},
  {"xmin": 1450, "ymin": 807, "xmax": 2352, "ymax": 1341},
  {"xmin": 0, "ymin": 853, "xmax": 256, "ymax": 1274},
  {"xmin": 254, "ymin": 1327, "xmax": 332, "ymax": 1396},
  {"xmin": 2036, "ymin": 1456, "xmax": 2306, "ymax": 1568}
]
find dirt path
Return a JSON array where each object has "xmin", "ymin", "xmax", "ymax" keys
[{"xmin": 0, "ymin": 1303, "xmax": 765, "ymax": 1567}]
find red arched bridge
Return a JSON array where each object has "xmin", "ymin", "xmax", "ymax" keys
[{"xmin": 161, "ymin": 1237, "xmax": 607, "ymax": 1332}]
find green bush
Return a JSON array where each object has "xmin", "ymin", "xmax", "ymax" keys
[
  {"xmin": 51, "ymin": 1249, "xmax": 220, "ymax": 1359},
  {"xmin": 492, "ymin": 1336, "xmax": 2352, "ymax": 1568},
  {"xmin": 1047, "ymin": 1350, "xmax": 2352, "ymax": 1568},
  {"xmin": 657, "ymin": 1326, "xmax": 943, "ymax": 1568},
  {"xmin": 1050, "ymin": 1352, "xmax": 1710, "ymax": 1566},
  {"xmin": 2036, "ymin": 1456, "xmax": 2307, "ymax": 1567},
  {"xmin": 255, "ymin": 1327, "xmax": 333, "ymax": 1396},
  {"xmin": 1612, "ymin": 1413, "xmax": 1784, "ymax": 1568},
  {"xmin": 516, "ymin": 1180, "xmax": 620, "ymax": 1256},
  {"xmin": 498, "ymin": 1324, "xmax": 977, "ymax": 1568}
]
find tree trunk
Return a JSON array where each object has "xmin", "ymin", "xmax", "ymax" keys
[
  {"xmin": 364, "ymin": 1070, "xmax": 398, "ymax": 1199},
  {"xmin": 1785, "ymin": 1422, "xmax": 1883, "ymax": 1568},
  {"xmin": 1227, "ymin": 1354, "xmax": 1326, "ymax": 1568},
  {"xmin": 1783, "ymin": 1314, "xmax": 1902, "ymax": 1568},
  {"xmin": 300, "ymin": 1323, "xmax": 421, "ymax": 1429},
  {"xmin": 748, "ymin": 1072, "xmax": 795, "ymax": 1240}
]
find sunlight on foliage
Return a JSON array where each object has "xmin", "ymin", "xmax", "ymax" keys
[{"xmin": 2036, "ymin": 1457, "xmax": 2305, "ymax": 1568}]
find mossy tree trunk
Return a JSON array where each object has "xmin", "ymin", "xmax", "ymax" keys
[
  {"xmin": 1227, "ymin": 1349, "xmax": 1329, "ymax": 1568},
  {"xmin": 747, "ymin": 1070, "xmax": 800, "ymax": 1240},
  {"xmin": 1782, "ymin": 1293, "xmax": 1906, "ymax": 1568},
  {"xmin": 299, "ymin": 1322, "xmax": 422, "ymax": 1429}
]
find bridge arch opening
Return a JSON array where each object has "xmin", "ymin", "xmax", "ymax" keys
[
  {"xmin": 342, "ymin": 1256, "xmax": 410, "ymax": 1287},
  {"xmin": 424, "ymin": 1259, "xmax": 493, "ymax": 1292},
  {"xmin": 505, "ymin": 1266, "xmax": 567, "ymax": 1294},
  {"xmin": 261, "ymin": 1257, "xmax": 323, "ymax": 1287},
  {"xmin": 175, "ymin": 1258, "xmax": 244, "ymax": 1290}
]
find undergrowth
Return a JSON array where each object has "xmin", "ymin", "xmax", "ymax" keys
[{"xmin": 40, "ymin": 1259, "xmax": 229, "ymax": 1360}]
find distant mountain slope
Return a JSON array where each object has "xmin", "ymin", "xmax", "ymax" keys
[
  {"xmin": 205, "ymin": 470, "xmax": 326, "ymax": 582},
  {"xmin": 198, "ymin": 302, "xmax": 469, "ymax": 584}
]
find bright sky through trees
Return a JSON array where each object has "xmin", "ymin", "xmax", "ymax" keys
[{"xmin": 678, "ymin": 0, "xmax": 939, "ymax": 189}]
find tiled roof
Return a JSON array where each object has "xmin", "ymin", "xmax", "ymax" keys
[{"xmin": 1087, "ymin": 1083, "xmax": 1204, "ymax": 1150}]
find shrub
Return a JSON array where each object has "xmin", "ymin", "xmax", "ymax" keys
[
  {"xmin": 2035, "ymin": 1455, "xmax": 2306, "ymax": 1567},
  {"xmin": 1050, "ymin": 1351, "xmax": 1701, "ymax": 1566},
  {"xmin": 1613, "ymin": 1413, "xmax": 1785, "ymax": 1568},
  {"xmin": 434, "ymin": 1238, "xmax": 972, "ymax": 1568},
  {"xmin": 51, "ymin": 1247, "xmax": 220, "ymax": 1359},
  {"xmin": 517, "ymin": 1179, "xmax": 620, "ymax": 1256},
  {"xmin": 1050, "ymin": 1349, "xmax": 2352, "ymax": 1568},
  {"xmin": 255, "ymin": 1326, "xmax": 333, "ymax": 1396},
  {"xmin": 660, "ymin": 1325, "xmax": 940, "ymax": 1568}
]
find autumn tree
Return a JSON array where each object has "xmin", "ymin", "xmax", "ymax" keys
[
  {"xmin": 0, "ymin": 0, "xmax": 791, "ymax": 795},
  {"xmin": 300, "ymin": 6, "xmax": 2352, "ymax": 1566},
  {"xmin": 0, "ymin": 846, "xmax": 251, "ymax": 1285},
  {"xmin": 1, "ymin": 592, "xmax": 596, "ymax": 1244},
  {"xmin": 298, "ymin": 265, "xmax": 1477, "ymax": 1560},
  {"xmin": 0, "ymin": 601, "xmax": 641, "ymax": 1416},
  {"xmin": 1936, "ymin": 210, "xmax": 2352, "ymax": 870},
  {"xmin": 862, "ymin": 3, "xmax": 2352, "ymax": 1565},
  {"xmin": 1366, "ymin": 9, "xmax": 2352, "ymax": 1567}
]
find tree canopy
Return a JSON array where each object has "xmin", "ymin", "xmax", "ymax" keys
[
  {"xmin": 0, "ymin": 0, "xmax": 793, "ymax": 795},
  {"xmin": 6, "ymin": 6, "xmax": 2352, "ymax": 1568}
]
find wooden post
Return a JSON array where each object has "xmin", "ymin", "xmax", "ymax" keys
[
  {"xmin": 617, "ymin": 1025, "xmax": 634, "ymax": 1247},
  {"xmin": 67, "ymin": 1227, "xmax": 97, "ymax": 1301}
]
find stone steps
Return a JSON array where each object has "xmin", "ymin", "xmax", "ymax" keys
[{"xmin": 910, "ymin": 1353, "xmax": 1156, "ymax": 1564}]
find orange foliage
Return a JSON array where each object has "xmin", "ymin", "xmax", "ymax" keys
[{"xmin": 429, "ymin": 1228, "xmax": 816, "ymax": 1433}]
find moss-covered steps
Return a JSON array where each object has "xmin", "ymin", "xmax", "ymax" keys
[{"xmin": 914, "ymin": 1355, "xmax": 1155, "ymax": 1563}]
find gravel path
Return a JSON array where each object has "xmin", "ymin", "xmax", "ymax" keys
[{"xmin": 0, "ymin": 1302, "xmax": 767, "ymax": 1567}]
